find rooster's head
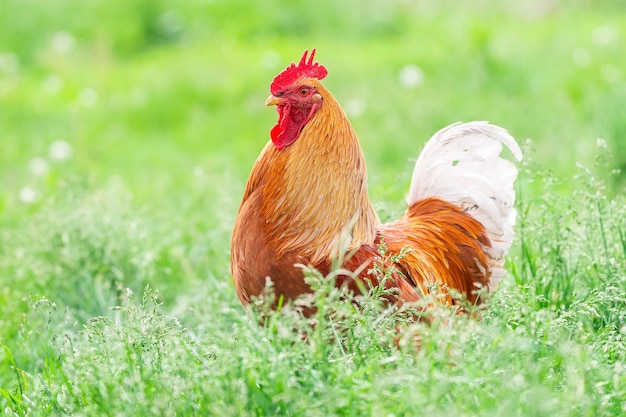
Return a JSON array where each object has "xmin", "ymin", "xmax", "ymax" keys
[{"xmin": 265, "ymin": 49, "xmax": 328, "ymax": 150}]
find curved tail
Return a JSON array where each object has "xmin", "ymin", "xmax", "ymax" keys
[{"xmin": 407, "ymin": 122, "xmax": 523, "ymax": 290}]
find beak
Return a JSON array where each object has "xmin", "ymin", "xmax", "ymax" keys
[{"xmin": 265, "ymin": 94, "xmax": 283, "ymax": 106}]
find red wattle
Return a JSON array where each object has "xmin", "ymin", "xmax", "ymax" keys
[
  {"xmin": 270, "ymin": 101, "xmax": 321, "ymax": 150},
  {"xmin": 270, "ymin": 103, "xmax": 302, "ymax": 150}
]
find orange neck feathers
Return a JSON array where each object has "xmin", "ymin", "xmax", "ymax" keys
[{"xmin": 259, "ymin": 81, "xmax": 379, "ymax": 264}]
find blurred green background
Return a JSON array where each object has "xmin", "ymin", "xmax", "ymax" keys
[
  {"xmin": 0, "ymin": 0, "xmax": 625, "ymax": 313},
  {"xmin": 1, "ymin": 3, "xmax": 626, "ymax": 414},
  {"xmin": 2, "ymin": 0, "xmax": 626, "ymax": 198}
]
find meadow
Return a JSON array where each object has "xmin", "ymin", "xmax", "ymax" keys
[{"xmin": 1, "ymin": 0, "xmax": 625, "ymax": 415}]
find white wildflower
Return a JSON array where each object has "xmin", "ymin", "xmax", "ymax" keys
[
  {"xmin": 398, "ymin": 64, "xmax": 424, "ymax": 89},
  {"xmin": 28, "ymin": 157, "xmax": 49, "ymax": 176},
  {"xmin": 19, "ymin": 187, "xmax": 37, "ymax": 203},
  {"xmin": 592, "ymin": 24, "xmax": 617, "ymax": 47},
  {"xmin": 345, "ymin": 98, "xmax": 366, "ymax": 117},
  {"xmin": 78, "ymin": 88, "xmax": 98, "ymax": 107},
  {"xmin": 49, "ymin": 140, "xmax": 73, "ymax": 161},
  {"xmin": 51, "ymin": 31, "xmax": 75, "ymax": 54},
  {"xmin": 42, "ymin": 75, "xmax": 63, "ymax": 95}
]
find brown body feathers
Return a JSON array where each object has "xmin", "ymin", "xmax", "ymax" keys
[{"xmin": 231, "ymin": 50, "xmax": 521, "ymax": 312}]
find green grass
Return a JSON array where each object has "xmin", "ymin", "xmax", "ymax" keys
[{"xmin": 1, "ymin": 0, "xmax": 626, "ymax": 415}]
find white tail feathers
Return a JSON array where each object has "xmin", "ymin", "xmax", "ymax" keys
[{"xmin": 407, "ymin": 122, "xmax": 523, "ymax": 290}]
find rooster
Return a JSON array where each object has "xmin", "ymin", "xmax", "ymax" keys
[{"xmin": 231, "ymin": 49, "xmax": 522, "ymax": 312}]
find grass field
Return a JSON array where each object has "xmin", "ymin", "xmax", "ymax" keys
[{"xmin": 1, "ymin": 0, "xmax": 625, "ymax": 415}]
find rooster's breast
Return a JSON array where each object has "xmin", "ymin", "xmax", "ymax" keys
[{"xmin": 231, "ymin": 188, "xmax": 314, "ymax": 305}]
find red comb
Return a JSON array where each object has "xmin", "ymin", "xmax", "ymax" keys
[{"xmin": 270, "ymin": 49, "xmax": 328, "ymax": 94}]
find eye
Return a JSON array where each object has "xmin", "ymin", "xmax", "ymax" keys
[{"xmin": 298, "ymin": 88, "xmax": 309, "ymax": 96}]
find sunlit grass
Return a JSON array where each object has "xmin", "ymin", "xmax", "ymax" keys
[
  {"xmin": 1, "ymin": 0, "xmax": 626, "ymax": 415},
  {"xmin": 2, "ymin": 164, "xmax": 625, "ymax": 415}
]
